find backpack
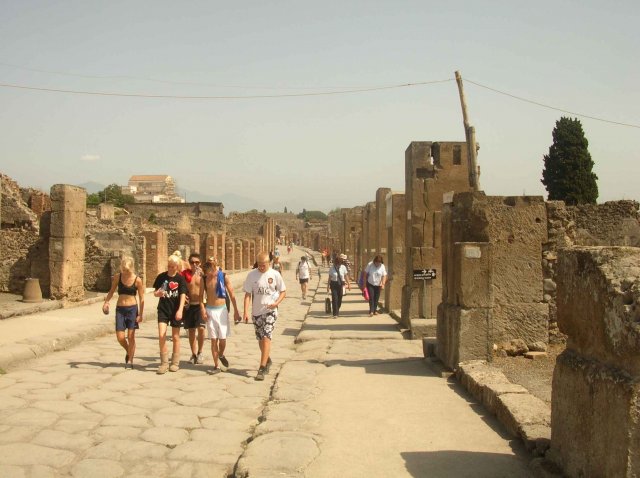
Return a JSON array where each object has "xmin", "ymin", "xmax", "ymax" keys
[{"xmin": 215, "ymin": 269, "xmax": 231, "ymax": 312}]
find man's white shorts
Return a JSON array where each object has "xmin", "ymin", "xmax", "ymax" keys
[{"xmin": 205, "ymin": 305, "xmax": 231, "ymax": 339}]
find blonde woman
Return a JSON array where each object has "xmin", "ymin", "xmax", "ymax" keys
[
  {"xmin": 103, "ymin": 256, "xmax": 145, "ymax": 369},
  {"xmin": 153, "ymin": 254, "xmax": 187, "ymax": 374}
]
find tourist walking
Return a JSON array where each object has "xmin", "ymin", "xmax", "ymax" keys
[
  {"xmin": 199, "ymin": 258, "xmax": 241, "ymax": 374},
  {"xmin": 153, "ymin": 254, "xmax": 187, "ymax": 374},
  {"xmin": 272, "ymin": 256, "xmax": 283, "ymax": 275},
  {"xmin": 102, "ymin": 256, "xmax": 145, "ymax": 369},
  {"xmin": 327, "ymin": 255, "xmax": 350, "ymax": 318},
  {"xmin": 243, "ymin": 251, "xmax": 287, "ymax": 381},
  {"xmin": 365, "ymin": 255, "xmax": 387, "ymax": 316},
  {"xmin": 295, "ymin": 255, "xmax": 314, "ymax": 300},
  {"xmin": 182, "ymin": 253, "xmax": 206, "ymax": 365}
]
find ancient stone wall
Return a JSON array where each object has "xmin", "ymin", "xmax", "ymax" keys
[
  {"xmin": 1, "ymin": 174, "xmax": 39, "ymax": 229},
  {"xmin": 0, "ymin": 229, "xmax": 41, "ymax": 293},
  {"xmin": 437, "ymin": 192, "xmax": 548, "ymax": 369},
  {"xmin": 126, "ymin": 202, "xmax": 224, "ymax": 222},
  {"xmin": 544, "ymin": 200, "xmax": 640, "ymax": 343},
  {"xmin": 549, "ymin": 247, "xmax": 640, "ymax": 477},
  {"xmin": 84, "ymin": 232, "xmax": 145, "ymax": 292}
]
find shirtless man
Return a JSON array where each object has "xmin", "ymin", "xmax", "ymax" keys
[
  {"xmin": 182, "ymin": 253, "xmax": 206, "ymax": 364},
  {"xmin": 199, "ymin": 257, "xmax": 241, "ymax": 374}
]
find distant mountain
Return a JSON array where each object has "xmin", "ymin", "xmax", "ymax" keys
[
  {"xmin": 78, "ymin": 181, "xmax": 106, "ymax": 194},
  {"xmin": 176, "ymin": 187, "xmax": 262, "ymax": 214}
]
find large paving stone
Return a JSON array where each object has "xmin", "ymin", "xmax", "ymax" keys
[
  {"xmin": 0, "ymin": 443, "xmax": 75, "ymax": 467},
  {"xmin": 86, "ymin": 400, "xmax": 146, "ymax": 417},
  {"xmin": 91, "ymin": 426, "xmax": 142, "ymax": 440},
  {"xmin": 32, "ymin": 400, "xmax": 89, "ymax": 415},
  {"xmin": 84, "ymin": 439, "xmax": 168, "ymax": 460},
  {"xmin": 190, "ymin": 429, "xmax": 250, "ymax": 454},
  {"xmin": 3, "ymin": 409, "xmax": 58, "ymax": 427},
  {"xmin": 71, "ymin": 459, "xmax": 125, "ymax": 478},
  {"xmin": 236, "ymin": 431, "xmax": 320, "ymax": 477},
  {"xmin": 32, "ymin": 429, "xmax": 94, "ymax": 451},
  {"xmin": 140, "ymin": 427, "xmax": 189, "ymax": 446},
  {"xmin": 149, "ymin": 412, "xmax": 201, "ymax": 428},
  {"xmin": 254, "ymin": 402, "xmax": 321, "ymax": 436}
]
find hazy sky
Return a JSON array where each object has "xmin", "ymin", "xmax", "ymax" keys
[{"xmin": 1, "ymin": 1, "xmax": 638, "ymax": 213}]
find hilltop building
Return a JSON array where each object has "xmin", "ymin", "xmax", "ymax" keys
[{"xmin": 121, "ymin": 175, "xmax": 184, "ymax": 203}]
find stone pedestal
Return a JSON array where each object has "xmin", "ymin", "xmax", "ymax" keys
[{"xmin": 22, "ymin": 278, "xmax": 43, "ymax": 303}]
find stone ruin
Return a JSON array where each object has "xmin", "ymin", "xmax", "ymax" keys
[
  {"xmin": 0, "ymin": 173, "xmax": 311, "ymax": 299},
  {"xmin": 549, "ymin": 247, "xmax": 640, "ymax": 476}
]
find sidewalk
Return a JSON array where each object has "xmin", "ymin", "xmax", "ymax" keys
[{"xmin": 236, "ymin": 268, "xmax": 532, "ymax": 477}]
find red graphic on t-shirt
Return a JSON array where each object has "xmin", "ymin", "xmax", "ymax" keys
[{"xmin": 169, "ymin": 281, "xmax": 179, "ymax": 290}]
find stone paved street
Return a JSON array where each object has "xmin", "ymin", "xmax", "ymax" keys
[{"xmin": 0, "ymin": 248, "xmax": 532, "ymax": 477}]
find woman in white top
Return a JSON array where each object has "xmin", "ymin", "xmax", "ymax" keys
[
  {"xmin": 326, "ymin": 255, "xmax": 350, "ymax": 317},
  {"xmin": 365, "ymin": 255, "xmax": 387, "ymax": 317},
  {"xmin": 295, "ymin": 256, "xmax": 314, "ymax": 300}
]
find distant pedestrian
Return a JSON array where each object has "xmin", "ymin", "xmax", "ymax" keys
[
  {"xmin": 199, "ymin": 258, "xmax": 241, "ymax": 374},
  {"xmin": 182, "ymin": 253, "xmax": 206, "ymax": 365},
  {"xmin": 272, "ymin": 256, "xmax": 283, "ymax": 275},
  {"xmin": 365, "ymin": 255, "xmax": 387, "ymax": 316},
  {"xmin": 102, "ymin": 256, "xmax": 145, "ymax": 369},
  {"xmin": 153, "ymin": 255, "xmax": 187, "ymax": 374},
  {"xmin": 321, "ymin": 249, "xmax": 328, "ymax": 267},
  {"xmin": 243, "ymin": 251, "xmax": 287, "ymax": 381},
  {"xmin": 327, "ymin": 255, "xmax": 350, "ymax": 318},
  {"xmin": 295, "ymin": 256, "xmax": 314, "ymax": 300}
]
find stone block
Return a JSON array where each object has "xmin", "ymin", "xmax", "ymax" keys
[
  {"xmin": 453, "ymin": 242, "xmax": 492, "ymax": 308},
  {"xmin": 556, "ymin": 246, "xmax": 640, "ymax": 374},
  {"xmin": 456, "ymin": 361, "xmax": 510, "ymax": 403},
  {"xmin": 492, "ymin": 302, "xmax": 549, "ymax": 346},
  {"xmin": 437, "ymin": 305, "xmax": 492, "ymax": 370},
  {"xmin": 549, "ymin": 350, "xmax": 640, "ymax": 477},
  {"xmin": 494, "ymin": 392, "xmax": 550, "ymax": 439},
  {"xmin": 49, "ymin": 185, "xmax": 86, "ymax": 213},
  {"xmin": 50, "ymin": 210, "xmax": 87, "ymax": 238},
  {"xmin": 410, "ymin": 318, "xmax": 437, "ymax": 339},
  {"xmin": 48, "ymin": 237, "xmax": 85, "ymax": 263},
  {"xmin": 96, "ymin": 203, "xmax": 115, "ymax": 221}
]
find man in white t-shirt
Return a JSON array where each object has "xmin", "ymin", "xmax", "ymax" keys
[
  {"xmin": 295, "ymin": 256, "xmax": 314, "ymax": 300},
  {"xmin": 243, "ymin": 251, "xmax": 287, "ymax": 381}
]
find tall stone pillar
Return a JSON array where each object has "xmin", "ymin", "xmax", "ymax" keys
[
  {"xmin": 376, "ymin": 187, "xmax": 391, "ymax": 259},
  {"xmin": 203, "ymin": 232, "xmax": 217, "ymax": 260},
  {"xmin": 49, "ymin": 185, "xmax": 86, "ymax": 301},
  {"xmin": 243, "ymin": 239, "xmax": 251, "ymax": 269},
  {"xmin": 142, "ymin": 230, "xmax": 168, "ymax": 287},
  {"xmin": 385, "ymin": 192, "xmax": 406, "ymax": 319},
  {"xmin": 217, "ymin": 233, "xmax": 226, "ymax": 264},
  {"xmin": 235, "ymin": 240, "xmax": 244, "ymax": 270},
  {"xmin": 225, "ymin": 239, "xmax": 235, "ymax": 271},
  {"xmin": 402, "ymin": 141, "xmax": 472, "ymax": 337},
  {"xmin": 549, "ymin": 247, "xmax": 640, "ymax": 477}
]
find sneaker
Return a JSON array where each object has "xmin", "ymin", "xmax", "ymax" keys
[
  {"xmin": 189, "ymin": 354, "xmax": 197, "ymax": 364},
  {"xmin": 302, "ymin": 294, "xmax": 306, "ymax": 300},
  {"xmin": 195, "ymin": 353, "xmax": 203, "ymax": 365},
  {"xmin": 265, "ymin": 357, "xmax": 272, "ymax": 374},
  {"xmin": 209, "ymin": 367, "xmax": 221, "ymax": 375},
  {"xmin": 255, "ymin": 367, "xmax": 266, "ymax": 381},
  {"xmin": 219, "ymin": 355, "xmax": 229, "ymax": 371}
]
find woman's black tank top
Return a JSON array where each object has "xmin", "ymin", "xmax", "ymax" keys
[{"xmin": 118, "ymin": 274, "xmax": 138, "ymax": 296}]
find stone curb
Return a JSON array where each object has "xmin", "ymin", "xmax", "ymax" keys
[{"xmin": 455, "ymin": 360, "xmax": 551, "ymax": 458}]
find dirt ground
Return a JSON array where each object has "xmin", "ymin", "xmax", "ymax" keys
[{"xmin": 491, "ymin": 343, "xmax": 566, "ymax": 405}]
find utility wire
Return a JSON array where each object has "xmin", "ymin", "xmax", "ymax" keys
[
  {"xmin": 0, "ymin": 61, "xmax": 391, "ymax": 90},
  {"xmin": 465, "ymin": 78, "xmax": 640, "ymax": 129},
  {"xmin": 0, "ymin": 79, "xmax": 453, "ymax": 99}
]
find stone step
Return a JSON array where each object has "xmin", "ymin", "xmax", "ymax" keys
[{"xmin": 409, "ymin": 318, "xmax": 437, "ymax": 339}]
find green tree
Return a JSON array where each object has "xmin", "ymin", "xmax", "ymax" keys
[
  {"xmin": 86, "ymin": 184, "xmax": 134, "ymax": 208},
  {"xmin": 541, "ymin": 117, "xmax": 598, "ymax": 205}
]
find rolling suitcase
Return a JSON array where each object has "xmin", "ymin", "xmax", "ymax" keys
[{"xmin": 325, "ymin": 297, "xmax": 332, "ymax": 314}]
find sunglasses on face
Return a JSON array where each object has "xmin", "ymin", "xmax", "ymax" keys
[{"xmin": 189, "ymin": 261, "xmax": 200, "ymax": 265}]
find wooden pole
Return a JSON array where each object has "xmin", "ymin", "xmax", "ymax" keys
[{"xmin": 455, "ymin": 71, "xmax": 479, "ymax": 190}]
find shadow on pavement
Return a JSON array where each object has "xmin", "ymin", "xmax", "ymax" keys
[
  {"xmin": 321, "ymin": 357, "xmax": 433, "ymax": 377},
  {"xmin": 301, "ymin": 322, "xmax": 398, "ymax": 332},
  {"xmin": 401, "ymin": 449, "xmax": 532, "ymax": 478}
]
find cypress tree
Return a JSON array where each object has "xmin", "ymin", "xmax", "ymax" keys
[{"xmin": 541, "ymin": 117, "xmax": 598, "ymax": 205}]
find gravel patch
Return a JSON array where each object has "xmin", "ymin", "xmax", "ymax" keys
[{"xmin": 491, "ymin": 343, "xmax": 565, "ymax": 406}]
